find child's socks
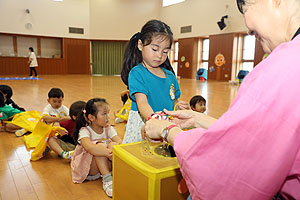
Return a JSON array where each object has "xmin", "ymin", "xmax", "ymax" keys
[
  {"xmin": 86, "ymin": 173, "xmax": 101, "ymax": 181},
  {"xmin": 102, "ymin": 172, "xmax": 113, "ymax": 197},
  {"xmin": 15, "ymin": 128, "xmax": 28, "ymax": 137},
  {"xmin": 61, "ymin": 150, "xmax": 74, "ymax": 159}
]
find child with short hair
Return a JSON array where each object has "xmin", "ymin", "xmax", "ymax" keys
[
  {"xmin": 0, "ymin": 91, "xmax": 23, "ymax": 132},
  {"xmin": 121, "ymin": 19, "xmax": 189, "ymax": 144},
  {"xmin": 71, "ymin": 98, "xmax": 122, "ymax": 198},
  {"xmin": 42, "ymin": 88, "xmax": 70, "ymax": 123},
  {"xmin": 0, "ymin": 85, "xmax": 25, "ymax": 111},
  {"xmin": 47, "ymin": 101, "xmax": 86, "ymax": 159},
  {"xmin": 189, "ymin": 95, "xmax": 206, "ymax": 113}
]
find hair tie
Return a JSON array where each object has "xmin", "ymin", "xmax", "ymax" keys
[
  {"xmin": 82, "ymin": 109, "xmax": 86, "ymax": 114},
  {"xmin": 135, "ymin": 32, "xmax": 141, "ymax": 39}
]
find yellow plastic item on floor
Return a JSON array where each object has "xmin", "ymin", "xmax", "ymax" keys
[
  {"xmin": 5, "ymin": 110, "xmax": 42, "ymax": 132},
  {"xmin": 115, "ymin": 98, "xmax": 132, "ymax": 121},
  {"xmin": 113, "ymin": 141, "xmax": 188, "ymax": 200},
  {"xmin": 30, "ymin": 126, "xmax": 66, "ymax": 161},
  {"xmin": 24, "ymin": 116, "xmax": 52, "ymax": 149}
]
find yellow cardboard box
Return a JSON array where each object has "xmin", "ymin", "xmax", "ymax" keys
[{"xmin": 113, "ymin": 141, "xmax": 188, "ymax": 200}]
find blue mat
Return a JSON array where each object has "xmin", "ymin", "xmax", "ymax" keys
[{"xmin": 0, "ymin": 77, "xmax": 42, "ymax": 80}]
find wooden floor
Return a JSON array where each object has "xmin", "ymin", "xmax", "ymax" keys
[{"xmin": 0, "ymin": 75, "xmax": 239, "ymax": 200}]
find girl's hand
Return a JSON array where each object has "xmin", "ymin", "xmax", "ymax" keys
[
  {"xmin": 177, "ymin": 100, "xmax": 190, "ymax": 110},
  {"xmin": 96, "ymin": 142, "xmax": 108, "ymax": 149},
  {"xmin": 108, "ymin": 142, "xmax": 118, "ymax": 151},
  {"xmin": 106, "ymin": 150, "xmax": 113, "ymax": 161},
  {"xmin": 144, "ymin": 119, "xmax": 174, "ymax": 140},
  {"xmin": 141, "ymin": 125, "xmax": 146, "ymax": 140}
]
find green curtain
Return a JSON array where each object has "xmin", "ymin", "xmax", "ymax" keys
[{"xmin": 92, "ymin": 41, "xmax": 127, "ymax": 75}]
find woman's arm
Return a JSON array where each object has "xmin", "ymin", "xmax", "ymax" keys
[
  {"xmin": 80, "ymin": 137, "xmax": 111, "ymax": 157},
  {"xmin": 165, "ymin": 109, "xmax": 217, "ymax": 129},
  {"xmin": 144, "ymin": 110, "xmax": 217, "ymax": 146},
  {"xmin": 135, "ymin": 93, "xmax": 154, "ymax": 120}
]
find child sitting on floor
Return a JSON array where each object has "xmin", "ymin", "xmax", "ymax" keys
[
  {"xmin": 71, "ymin": 98, "xmax": 122, "ymax": 198},
  {"xmin": 0, "ymin": 85, "xmax": 25, "ymax": 111},
  {"xmin": 42, "ymin": 88, "xmax": 70, "ymax": 123},
  {"xmin": 47, "ymin": 101, "xmax": 86, "ymax": 159},
  {"xmin": 0, "ymin": 91, "xmax": 23, "ymax": 132},
  {"xmin": 114, "ymin": 90, "xmax": 131, "ymax": 123}
]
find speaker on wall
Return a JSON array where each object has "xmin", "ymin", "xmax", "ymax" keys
[{"xmin": 217, "ymin": 15, "xmax": 228, "ymax": 30}]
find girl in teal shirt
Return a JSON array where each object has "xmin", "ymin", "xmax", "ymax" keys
[{"xmin": 121, "ymin": 20, "xmax": 188, "ymax": 144}]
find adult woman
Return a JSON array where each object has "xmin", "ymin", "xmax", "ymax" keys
[
  {"xmin": 28, "ymin": 47, "xmax": 38, "ymax": 77},
  {"xmin": 144, "ymin": 0, "xmax": 300, "ymax": 199}
]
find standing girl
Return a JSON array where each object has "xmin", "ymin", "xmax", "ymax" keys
[
  {"xmin": 121, "ymin": 19, "xmax": 188, "ymax": 144},
  {"xmin": 71, "ymin": 98, "xmax": 122, "ymax": 198},
  {"xmin": 28, "ymin": 47, "xmax": 38, "ymax": 77}
]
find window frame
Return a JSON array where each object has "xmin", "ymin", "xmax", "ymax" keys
[
  {"xmin": 241, "ymin": 34, "xmax": 256, "ymax": 71},
  {"xmin": 200, "ymin": 38, "xmax": 209, "ymax": 70}
]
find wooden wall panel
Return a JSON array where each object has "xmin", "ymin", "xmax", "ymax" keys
[
  {"xmin": 177, "ymin": 38, "xmax": 198, "ymax": 79},
  {"xmin": 0, "ymin": 36, "xmax": 90, "ymax": 75},
  {"xmin": 64, "ymin": 38, "xmax": 90, "ymax": 74},
  {"xmin": 0, "ymin": 57, "xmax": 28, "ymax": 75},
  {"xmin": 208, "ymin": 33, "xmax": 234, "ymax": 81},
  {"xmin": 38, "ymin": 58, "xmax": 66, "ymax": 74}
]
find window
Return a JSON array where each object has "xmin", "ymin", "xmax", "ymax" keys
[
  {"xmin": 163, "ymin": 0, "xmax": 184, "ymax": 7},
  {"xmin": 242, "ymin": 35, "xmax": 256, "ymax": 71},
  {"xmin": 17, "ymin": 36, "xmax": 37, "ymax": 57},
  {"xmin": 201, "ymin": 38, "xmax": 209, "ymax": 70},
  {"xmin": 0, "ymin": 35, "xmax": 14, "ymax": 57},
  {"xmin": 41, "ymin": 38, "xmax": 62, "ymax": 58}
]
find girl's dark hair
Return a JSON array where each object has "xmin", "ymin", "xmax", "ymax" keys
[
  {"xmin": 29, "ymin": 47, "xmax": 34, "ymax": 52},
  {"xmin": 236, "ymin": 0, "xmax": 245, "ymax": 14},
  {"xmin": 121, "ymin": 19, "xmax": 175, "ymax": 86},
  {"xmin": 73, "ymin": 98, "xmax": 108, "ymax": 144},
  {"xmin": 0, "ymin": 91, "xmax": 5, "ymax": 107},
  {"xmin": 189, "ymin": 95, "xmax": 206, "ymax": 108},
  {"xmin": 69, "ymin": 101, "xmax": 86, "ymax": 120},
  {"xmin": 0, "ymin": 85, "xmax": 13, "ymax": 99}
]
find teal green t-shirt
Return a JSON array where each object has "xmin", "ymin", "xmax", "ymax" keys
[
  {"xmin": 0, "ymin": 105, "xmax": 22, "ymax": 120},
  {"xmin": 129, "ymin": 63, "xmax": 181, "ymax": 112}
]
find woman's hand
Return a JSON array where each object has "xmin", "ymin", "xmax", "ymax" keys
[
  {"xmin": 144, "ymin": 119, "xmax": 174, "ymax": 140},
  {"xmin": 165, "ymin": 109, "xmax": 217, "ymax": 130},
  {"xmin": 164, "ymin": 109, "xmax": 198, "ymax": 129}
]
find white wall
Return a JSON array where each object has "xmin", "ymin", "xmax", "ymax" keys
[
  {"xmin": 159, "ymin": 0, "xmax": 248, "ymax": 38},
  {"xmin": 89, "ymin": 0, "xmax": 160, "ymax": 40},
  {"xmin": 0, "ymin": 0, "xmax": 247, "ymax": 40},
  {"xmin": 0, "ymin": 0, "xmax": 90, "ymax": 39}
]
